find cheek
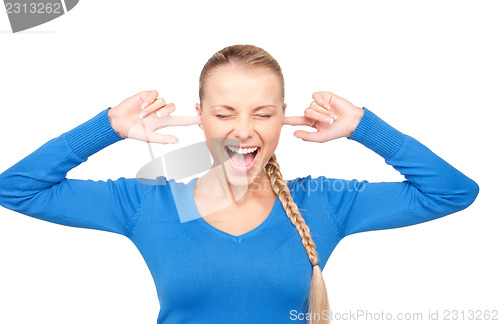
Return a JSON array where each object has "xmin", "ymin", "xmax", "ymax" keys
[
  {"xmin": 258, "ymin": 122, "xmax": 282, "ymax": 147},
  {"xmin": 201, "ymin": 121, "xmax": 230, "ymax": 153},
  {"xmin": 202, "ymin": 121, "xmax": 221, "ymax": 137}
]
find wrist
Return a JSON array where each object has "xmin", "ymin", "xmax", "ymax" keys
[
  {"xmin": 108, "ymin": 107, "xmax": 126, "ymax": 139},
  {"xmin": 347, "ymin": 106, "xmax": 364, "ymax": 138}
]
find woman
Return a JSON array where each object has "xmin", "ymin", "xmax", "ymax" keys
[{"xmin": 0, "ymin": 44, "xmax": 479, "ymax": 323}]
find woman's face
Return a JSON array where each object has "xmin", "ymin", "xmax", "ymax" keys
[{"xmin": 196, "ymin": 64, "xmax": 286, "ymax": 187}]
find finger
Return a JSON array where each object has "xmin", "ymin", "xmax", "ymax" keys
[
  {"xmin": 139, "ymin": 98, "xmax": 167, "ymax": 119},
  {"xmin": 139, "ymin": 90, "xmax": 159, "ymax": 110},
  {"xmin": 312, "ymin": 91, "xmax": 334, "ymax": 110},
  {"xmin": 146, "ymin": 131, "xmax": 179, "ymax": 145},
  {"xmin": 157, "ymin": 115, "xmax": 201, "ymax": 128},
  {"xmin": 305, "ymin": 107, "xmax": 335, "ymax": 125},
  {"xmin": 293, "ymin": 130, "xmax": 326, "ymax": 143},
  {"xmin": 283, "ymin": 116, "xmax": 313, "ymax": 126},
  {"xmin": 140, "ymin": 98, "xmax": 166, "ymax": 117},
  {"xmin": 310, "ymin": 102, "xmax": 338, "ymax": 120},
  {"xmin": 148, "ymin": 98, "xmax": 168, "ymax": 112},
  {"xmin": 155, "ymin": 104, "xmax": 176, "ymax": 117},
  {"xmin": 310, "ymin": 102, "xmax": 330, "ymax": 115}
]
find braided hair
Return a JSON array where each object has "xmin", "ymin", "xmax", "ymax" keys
[{"xmin": 199, "ymin": 44, "xmax": 330, "ymax": 323}]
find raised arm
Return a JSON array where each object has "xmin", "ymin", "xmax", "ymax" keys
[
  {"xmin": 285, "ymin": 92, "xmax": 479, "ymax": 239},
  {"xmin": 0, "ymin": 107, "xmax": 151, "ymax": 237},
  {"xmin": 0, "ymin": 90, "xmax": 200, "ymax": 238},
  {"xmin": 324, "ymin": 108, "xmax": 477, "ymax": 238}
]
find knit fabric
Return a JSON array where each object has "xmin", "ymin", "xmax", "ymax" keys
[{"xmin": 0, "ymin": 107, "xmax": 479, "ymax": 323}]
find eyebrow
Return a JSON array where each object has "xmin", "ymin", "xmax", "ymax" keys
[{"xmin": 211, "ymin": 105, "xmax": 276, "ymax": 111}]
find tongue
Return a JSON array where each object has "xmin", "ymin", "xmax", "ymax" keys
[{"xmin": 229, "ymin": 151, "xmax": 255, "ymax": 166}]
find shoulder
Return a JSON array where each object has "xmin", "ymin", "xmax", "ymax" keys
[
  {"xmin": 285, "ymin": 175, "xmax": 326, "ymax": 202},
  {"xmin": 286, "ymin": 174, "xmax": 346, "ymax": 192},
  {"xmin": 286, "ymin": 175, "xmax": 367, "ymax": 202}
]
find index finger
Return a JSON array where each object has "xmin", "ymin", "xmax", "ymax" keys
[{"xmin": 283, "ymin": 116, "xmax": 314, "ymax": 127}]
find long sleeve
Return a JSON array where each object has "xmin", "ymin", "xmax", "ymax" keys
[
  {"xmin": 0, "ymin": 108, "xmax": 155, "ymax": 238},
  {"xmin": 314, "ymin": 107, "xmax": 479, "ymax": 239}
]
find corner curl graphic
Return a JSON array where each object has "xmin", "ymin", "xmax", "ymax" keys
[{"xmin": 4, "ymin": 0, "xmax": 79, "ymax": 33}]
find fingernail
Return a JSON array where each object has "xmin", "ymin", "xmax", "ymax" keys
[
  {"xmin": 329, "ymin": 113, "xmax": 337, "ymax": 121},
  {"xmin": 141, "ymin": 102, "xmax": 149, "ymax": 109},
  {"xmin": 324, "ymin": 116, "xmax": 334, "ymax": 124},
  {"xmin": 156, "ymin": 111, "xmax": 163, "ymax": 117},
  {"xmin": 324, "ymin": 104, "xmax": 331, "ymax": 110},
  {"xmin": 139, "ymin": 110, "xmax": 147, "ymax": 119}
]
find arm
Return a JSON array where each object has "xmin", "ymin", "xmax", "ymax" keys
[
  {"xmin": 0, "ymin": 108, "xmax": 155, "ymax": 237},
  {"xmin": 322, "ymin": 107, "xmax": 479, "ymax": 238},
  {"xmin": 0, "ymin": 90, "xmax": 199, "ymax": 237}
]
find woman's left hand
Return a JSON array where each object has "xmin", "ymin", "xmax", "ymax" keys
[{"xmin": 283, "ymin": 91, "xmax": 364, "ymax": 143}]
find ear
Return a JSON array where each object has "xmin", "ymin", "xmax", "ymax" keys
[{"xmin": 195, "ymin": 103, "xmax": 203, "ymax": 130}]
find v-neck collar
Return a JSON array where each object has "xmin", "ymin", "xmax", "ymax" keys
[{"xmin": 184, "ymin": 177, "xmax": 280, "ymax": 242}]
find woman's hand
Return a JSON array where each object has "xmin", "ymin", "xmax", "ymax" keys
[
  {"xmin": 283, "ymin": 91, "xmax": 364, "ymax": 143},
  {"xmin": 108, "ymin": 90, "xmax": 201, "ymax": 144}
]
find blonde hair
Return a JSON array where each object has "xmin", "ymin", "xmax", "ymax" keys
[{"xmin": 198, "ymin": 44, "xmax": 330, "ymax": 323}]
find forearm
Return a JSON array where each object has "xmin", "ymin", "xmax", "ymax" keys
[
  {"xmin": 348, "ymin": 108, "xmax": 479, "ymax": 213},
  {"xmin": 320, "ymin": 107, "xmax": 480, "ymax": 238},
  {"xmin": 0, "ymin": 108, "xmax": 124, "ymax": 206}
]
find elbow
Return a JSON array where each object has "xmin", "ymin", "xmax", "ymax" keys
[
  {"xmin": 0, "ymin": 172, "xmax": 23, "ymax": 211},
  {"xmin": 449, "ymin": 178, "xmax": 480, "ymax": 212},
  {"xmin": 461, "ymin": 179, "xmax": 480, "ymax": 209},
  {"xmin": 0, "ymin": 174, "xmax": 7, "ymax": 206},
  {"xmin": 424, "ymin": 178, "xmax": 480, "ymax": 216},
  {"xmin": 0, "ymin": 166, "xmax": 13, "ymax": 197},
  {"xmin": 0, "ymin": 177, "xmax": 12, "ymax": 210}
]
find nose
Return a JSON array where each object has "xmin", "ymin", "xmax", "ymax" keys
[{"xmin": 233, "ymin": 116, "xmax": 254, "ymax": 141}]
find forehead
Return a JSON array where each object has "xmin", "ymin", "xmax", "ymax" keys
[{"xmin": 203, "ymin": 65, "xmax": 282, "ymax": 105}]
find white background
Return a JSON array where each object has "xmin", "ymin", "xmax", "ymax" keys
[{"xmin": 0, "ymin": 1, "xmax": 498, "ymax": 323}]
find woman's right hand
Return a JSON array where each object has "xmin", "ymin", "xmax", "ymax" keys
[{"xmin": 108, "ymin": 90, "xmax": 201, "ymax": 144}]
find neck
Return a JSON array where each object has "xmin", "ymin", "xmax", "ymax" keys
[{"xmin": 198, "ymin": 163, "xmax": 274, "ymax": 205}]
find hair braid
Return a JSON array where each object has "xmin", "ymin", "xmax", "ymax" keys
[
  {"xmin": 265, "ymin": 153, "xmax": 330, "ymax": 324},
  {"xmin": 199, "ymin": 44, "xmax": 331, "ymax": 324},
  {"xmin": 265, "ymin": 154, "xmax": 319, "ymax": 265}
]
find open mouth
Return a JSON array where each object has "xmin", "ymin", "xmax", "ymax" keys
[{"xmin": 224, "ymin": 145, "xmax": 261, "ymax": 173}]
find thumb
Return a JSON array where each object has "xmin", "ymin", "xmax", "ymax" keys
[
  {"xmin": 312, "ymin": 91, "xmax": 334, "ymax": 109},
  {"xmin": 146, "ymin": 132, "xmax": 179, "ymax": 145},
  {"xmin": 294, "ymin": 130, "xmax": 319, "ymax": 142}
]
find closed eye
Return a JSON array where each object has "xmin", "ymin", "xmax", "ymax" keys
[{"xmin": 216, "ymin": 114, "xmax": 271, "ymax": 119}]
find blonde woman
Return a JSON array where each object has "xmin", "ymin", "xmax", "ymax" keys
[{"xmin": 0, "ymin": 44, "xmax": 479, "ymax": 323}]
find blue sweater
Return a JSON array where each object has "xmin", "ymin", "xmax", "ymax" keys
[{"xmin": 0, "ymin": 107, "xmax": 479, "ymax": 323}]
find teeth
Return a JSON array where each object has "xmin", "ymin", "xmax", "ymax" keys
[{"xmin": 227, "ymin": 146, "xmax": 259, "ymax": 154}]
